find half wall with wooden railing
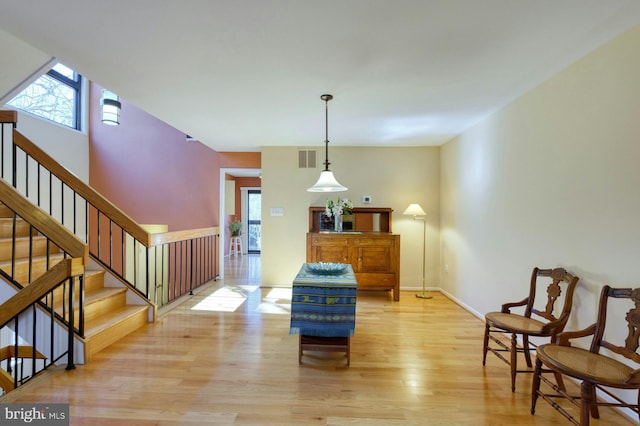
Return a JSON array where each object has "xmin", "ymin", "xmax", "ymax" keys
[{"xmin": 0, "ymin": 111, "xmax": 220, "ymax": 309}]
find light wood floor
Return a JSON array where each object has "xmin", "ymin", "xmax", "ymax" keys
[{"xmin": 2, "ymin": 254, "xmax": 635, "ymax": 425}]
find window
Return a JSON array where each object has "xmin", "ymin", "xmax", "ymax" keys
[{"xmin": 7, "ymin": 63, "xmax": 83, "ymax": 130}]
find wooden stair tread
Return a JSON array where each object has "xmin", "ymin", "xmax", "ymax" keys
[
  {"xmin": 83, "ymin": 286, "xmax": 126, "ymax": 304},
  {"xmin": 84, "ymin": 304, "xmax": 148, "ymax": 337},
  {"xmin": 0, "ymin": 254, "xmax": 65, "ymax": 267},
  {"xmin": 50, "ymin": 284, "xmax": 125, "ymax": 313}
]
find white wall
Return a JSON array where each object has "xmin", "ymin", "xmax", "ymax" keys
[
  {"xmin": 261, "ymin": 146, "xmax": 440, "ymax": 288},
  {"xmin": 440, "ymin": 23, "xmax": 640, "ymax": 334},
  {"xmin": 14, "ymin": 112, "xmax": 89, "ymax": 181},
  {"xmin": 0, "ymin": 27, "xmax": 53, "ymax": 104}
]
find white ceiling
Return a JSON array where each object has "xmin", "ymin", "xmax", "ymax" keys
[{"xmin": 1, "ymin": 1, "xmax": 640, "ymax": 152}]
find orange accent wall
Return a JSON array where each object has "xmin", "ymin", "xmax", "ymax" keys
[
  {"xmin": 88, "ymin": 82, "xmax": 260, "ymax": 232},
  {"xmin": 233, "ymin": 176, "xmax": 261, "ymax": 217},
  {"xmin": 218, "ymin": 152, "xmax": 261, "ymax": 169}
]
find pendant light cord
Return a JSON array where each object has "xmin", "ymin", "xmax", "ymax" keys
[{"xmin": 322, "ymin": 94, "xmax": 333, "ymax": 171}]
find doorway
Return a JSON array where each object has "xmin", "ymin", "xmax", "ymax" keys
[
  {"xmin": 247, "ymin": 189, "xmax": 261, "ymax": 253},
  {"xmin": 219, "ymin": 167, "xmax": 261, "ymax": 280}
]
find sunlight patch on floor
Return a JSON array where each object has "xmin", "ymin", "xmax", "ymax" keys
[
  {"xmin": 254, "ymin": 287, "xmax": 292, "ymax": 315},
  {"xmin": 191, "ymin": 286, "xmax": 258, "ymax": 312}
]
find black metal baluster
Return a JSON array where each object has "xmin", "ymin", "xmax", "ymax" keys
[
  {"xmin": 37, "ymin": 164, "xmax": 41, "ymax": 207},
  {"xmin": 146, "ymin": 246, "xmax": 151, "ymax": 299},
  {"xmin": 109, "ymin": 220, "xmax": 113, "ymax": 269},
  {"xmin": 66, "ymin": 276, "xmax": 75, "ymax": 370},
  {"xmin": 27, "ymin": 224, "xmax": 33, "ymax": 284},
  {"xmin": 96, "ymin": 210, "xmax": 101, "ymax": 260},
  {"xmin": 48, "ymin": 172, "xmax": 52, "ymax": 216},
  {"xmin": 78, "ymin": 274, "xmax": 84, "ymax": 337},
  {"xmin": 31, "ymin": 304, "xmax": 37, "ymax": 383}
]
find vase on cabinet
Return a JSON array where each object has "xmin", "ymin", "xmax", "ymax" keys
[{"xmin": 334, "ymin": 215, "xmax": 343, "ymax": 232}]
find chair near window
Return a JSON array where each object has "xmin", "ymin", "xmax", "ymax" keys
[
  {"xmin": 532, "ymin": 285, "xmax": 640, "ymax": 426},
  {"xmin": 483, "ymin": 267, "xmax": 580, "ymax": 392}
]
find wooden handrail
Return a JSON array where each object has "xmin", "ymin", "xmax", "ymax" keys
[
  {"xmin": 0, "ymin": 110, "xmax": 18, "ymax": 124},
  {"xmin": 0, "ymin": 179, "xmax": 88, "ymax": 262},
  {"xmin": 0, "ymin": 369, "xmax": 15, "ymax": 391},
  {"xmin": 0, "ymin": 257, "xmax": 84, "ymax": 329},
  {"xmin": 0, "ymin": 346, "xmax": 47, "ymax": 361},
  {"xmin": 11, "ymin": 129, "xmax": 219, "ymax": 247},
  {"xmin": 149, "ymin": 227, "xmax": 220, "ymax": 246},
  {"xmin": 13, "ymin": 130, "xmax": 150, "ymax": 244}
]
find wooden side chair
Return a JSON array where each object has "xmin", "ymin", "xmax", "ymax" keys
[
  {"xmin": 532, "ymin": 285, "xmax": 640, "ymax": 426},
  {"xmin": 483, "ymin": 267, "xmax": 579, "ymax": 392}
]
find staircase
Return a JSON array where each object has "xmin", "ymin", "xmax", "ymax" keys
[
  {"xmin": 0, "ymin": 203, "xmax": 150, "ymax": 363},
  {"xmin": 0, "ymin": 110, "xmax": 219, "ymax": 377}
]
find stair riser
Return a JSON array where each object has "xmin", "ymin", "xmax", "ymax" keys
[
  {"xmin": 0, "ymin": 204, "xmax": 14, "ymax": 218},
  {"xmin": 82, "ymin": 291, "xmax": 127, "ymax": 324},
  {"xmin": 84, "ymin": 307, "xmax": 149, "ymax": 362},
  {"xmin": 0, "ymin": 238, "xmax": 61, "ymax": 262},
  {"xmin": 0, "ymin": 257, "xmax": 63, "ymax": 283},
  {"xmin": 47, "ymin": 270, "xmax": 106, "ymax": 300},
  {"xmin": 0, "ymin": 218, "xmax": 36, "ymax": 239}
]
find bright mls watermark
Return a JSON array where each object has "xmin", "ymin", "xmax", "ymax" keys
[{"xmin": 1, "ymin": 404, "xmax": 69, "ymax": 425}]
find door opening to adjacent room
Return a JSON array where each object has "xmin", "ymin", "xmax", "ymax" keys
[{"xmin": 247, "ymin": 189, "xmax": 261, "ymax": 253}]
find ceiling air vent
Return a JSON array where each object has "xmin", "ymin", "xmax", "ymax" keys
[{"xmin": 298, "ymin": 150, "xmax": 317, "ymax": 169}]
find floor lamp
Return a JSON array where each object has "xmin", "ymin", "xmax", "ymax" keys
[{"xmin": 403, "ymin": 204, "xmax": 432, "ymax": 299}]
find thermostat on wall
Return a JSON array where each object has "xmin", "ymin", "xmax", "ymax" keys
[{"xmin": 362, "ymin": 196, "xmax": 372, "ymax": 204}]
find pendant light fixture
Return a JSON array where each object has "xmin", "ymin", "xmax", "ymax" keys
[{"xmin": 307, "ymin": 94, "xmax": 348, "ymax": 192}]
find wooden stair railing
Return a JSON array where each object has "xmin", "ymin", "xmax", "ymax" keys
[
  {"xmin": 0, "ymin": 257, "xmax": 84, "ymax": 392},
  {"xmin": 0, "ymin": 174, "xmax": 87, "ymax": 391},
  {"xmin": 0, "ymin": 346, "xmax": 47, "ymax": 392},
  {"xmin": 0, "ymin": 258, "xmax": 84, "ymax": 328},
  {"xmin": 0, "ymin": 180, "xmax": 150, "ymax": 364},
  {"xmin": 0, "ymin": 110, "xmax": 219, "ymax": 310},
  {"xmin": 0, "ymin": 178, "xmax": 88, "ymax": 262}
]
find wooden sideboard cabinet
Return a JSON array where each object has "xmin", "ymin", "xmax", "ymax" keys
[{"xmin": 306, "ymin": 207, "xmax": 400, "ymax": 301}]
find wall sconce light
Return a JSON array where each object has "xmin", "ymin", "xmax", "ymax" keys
[
  {"xmin": 403, "ymin": 203, "xmax": 432, "ymax": 299},
  {"xmin": 307, "ymin": 94, "xmax": 348, "ymax": 192},
  {"xmin": 101, "ymin": 89, "xmax": 121, "ymax": 126}
]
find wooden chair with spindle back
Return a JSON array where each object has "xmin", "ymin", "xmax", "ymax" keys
[
  {"xmin": 532, "ymin": 285, "xmax": 640, "ymax": 426},
  {"xmin": 483, "ymin": 267, "xmax": 580, "ymax": 392}
]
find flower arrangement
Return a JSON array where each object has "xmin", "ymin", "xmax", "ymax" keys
[
  {"xmin": 325, "ymin": 198, "xmax": 353, "ymax": 217},
  {"xmin": 229, "ymin": 218, "xmax": 243, "ymax": 236}
]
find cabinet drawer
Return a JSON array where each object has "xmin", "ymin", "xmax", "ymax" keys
[
  {"xmin": 310, "ymin": 237, "xmax": 350, "ymax": 246},
  {"xmin": 352, "ymin": 238, "xmax": 393, "ymax": 246},
  {"xmin": 356, "ymin": 273, "xmax": 396, "ymax": 289}
]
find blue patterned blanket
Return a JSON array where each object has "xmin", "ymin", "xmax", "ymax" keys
[{"xmin": 289, "ymin": 263, "xmax": 357, "ymax": 337}]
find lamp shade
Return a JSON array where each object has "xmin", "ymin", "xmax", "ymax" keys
[
  {"xmin": 101, "ymin": 90, "xmax": 121, "ymax": 126},
  {"xmin": 307, "ymin": 170, "xmax": 348, "ymax": 192},
  {"xmin": 403, "ymin": 203, "xmax": 426, "ymax": 216}
]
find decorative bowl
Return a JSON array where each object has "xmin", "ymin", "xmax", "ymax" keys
[{"xmin": 306, "ymin": 262, "xmax": 348, "ymax": 275}]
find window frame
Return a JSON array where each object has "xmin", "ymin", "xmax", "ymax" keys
[
  {"xmin": 46, "ymin": 65, "xmax": 83, "ymax": 130},
  {"xmin": 7, "ymin": 63, "xmax": 84, "ymax": 131}
]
